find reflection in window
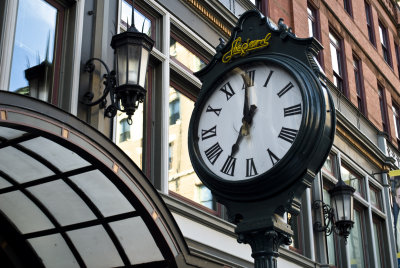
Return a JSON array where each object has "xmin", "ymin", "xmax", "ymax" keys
[
  {"xmin": 120, "ymin": 0, "xmax": 152, "ymax": 37},
  {"xmin": 9, "ymin": 0, "xmax": 60, "ymax": 103},
  {"xmin": 373, "ymin": 218, "xmax": 386, "ymax": 268},
  {"xmin": 169, "ymin": 90, "xmax": 180, "ymax": 125},
  {"xmin": 369, "ymin": 185, "xmax": 381, "ymax": 209},
  {"xmin": 323, "ymin": 154, "xmax": 335, "ymax": 175},
  {"xmin": 349, "ymin": 209, "xmax": 366, "ymax": 268},
  {"xmin": 196, "ymin": 185, "xmax": 214, "ymax": 209},
  {"xmin": 170, "ymin": 37, "xmax": 207, "ymax": 73},
  {"xmin": 168, "ymin": 86, "xmax": 215, "ymax": 210},
  {"xmin": 119, "ymin": 118, "xmax": 131, "ymax": 143},
  {"xmin": 116, "ymin": 109, "xmax": 143, "ymax": 169},
  {"xmin": 341, "ymin": 164, "xmax": 363, "ymax": 196}
]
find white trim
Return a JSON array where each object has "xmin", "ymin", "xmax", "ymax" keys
[
  {"xmin": 69, "ymin": 0, "xmax": 85, "ymax": 116},
  {"xmin": 0, "ymin": 0, "xmax": 18, "ymax": 91},
  {"xmin": 160, "ymin": 12, "xmax": 170, "ymax": 194}
]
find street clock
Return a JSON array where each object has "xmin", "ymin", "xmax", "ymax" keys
[{"xmin": 187, "ymin": 10, "xmax": 335, "ymax": 267}]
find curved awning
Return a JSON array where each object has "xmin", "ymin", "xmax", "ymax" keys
[{"xmin": 0, "ymin": 91, "xmax": 191, "ymax": 267}]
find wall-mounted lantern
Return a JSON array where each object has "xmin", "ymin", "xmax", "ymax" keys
[
  {"xmin": 82, "ymin": 0, "xmax": 154, "ymax": 125},
  {"xmin": 313, "ymin": 177, "xmax": 355, "ymax": 242}
]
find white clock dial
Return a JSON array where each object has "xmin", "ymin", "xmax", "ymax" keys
[{"xmin": 197, "ymin": 63, "xmax": 303, "ymax": 181}]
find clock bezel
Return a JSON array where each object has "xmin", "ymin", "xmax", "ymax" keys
[{"xmin": 188, "ymin": 54, "xmax": 332, "ymax": 201}]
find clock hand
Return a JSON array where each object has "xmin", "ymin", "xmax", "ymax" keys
[
  {"xmin": 241, "ymin": 73, "xmax": 251, "ymax": 117},
  {"xmin": 231, "ymin": 105, "xmax": 258, "ymax": 156}
]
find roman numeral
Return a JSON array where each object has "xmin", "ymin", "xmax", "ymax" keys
[
  {"xmin": 284, "ymin": 104, "xmax": 301, "ymax": 117},
  {"xmin": 278, "ymin": 127, "xmax": 298, "ymax": 144},
  {"xmin": 220, "ymin": 82, "xmax": 235, "ymax": 100},
  {"xmin": 246, "ymin": 158, "xmax": 258, "ymax": 177},
  {"xmin": 206, "ymin": 105, "xmax": 222, "ymax": 116},
  {"xmin": 221, "ymin": 155, "xmax": 236, "ymax": 176},
  {"xmin": 267, "ymin": 149, "xmax": 280, "ymax": 166},
  {"xmin": 204, "ymin": 142, "xmax": 223, "ymax": 165},
  {"xmin": 277, "ymin": 82, "xmax": 294, "ymax": 97},
  {"xmin": 201, "ymin": 125, "xmax": 217, "ymax": 140},
  {"xmin": 263, "ymin": 70, "xmax": 274, "ymax": 87}
]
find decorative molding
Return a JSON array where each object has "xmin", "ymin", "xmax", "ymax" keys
[
  {"xmin": 186, "ymin": 0, "xmax": 232, "ymax": 36},
  {"xmin": 336, "ymin": 124, "xmax": 384, "ymax": 169}
]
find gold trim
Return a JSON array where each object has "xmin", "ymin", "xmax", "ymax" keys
[
  {"xmin": 152, "ymin": 210, "xmax": 158, "ymax": 220},
  {"xmin": 62, "ymin": 128, "xmax": 69, "ymax": 138},
  {"xmin": 113, "ymin": 163, "xmax": 119, "ymax": 173},
  {"xmin": 336, "ymin": 124, "xmax": 383, "ymax": 169},
  {"xmin": 187, "ymin": 0, "xmax": 231, "ymax": 36},
  {"xmin": 0, "ymin": 110, "xmax": 6, "ymax": 120}
]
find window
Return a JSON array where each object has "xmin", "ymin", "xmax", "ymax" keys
[
  {"xmin": 329, "ymin": 30, "xmax": 346, "ymax": 95},
  {"xmin": 323, "ymin": 187, "xmax": 338, "ymax": 266},
  {"xmin": 307, "ymin": 3, "xmax": 322, "ymax": 65},
  {"xmin": 344, "ymin": 0, "xmax": 352, "ymax": 16},
  {"xmin": 170, "ymin": 36, "xmax": 207, "ymax": 73},
  {"xmin": 379, "ymin": 20, "xmax": 392, "ymax": 67},
  {"xmin": 341, "ymin": 164, "xmax": 364, "ymax": 197},
  {"xmin": 372, "ymin": 217, "xmax": 387, "ymax": 268},
  {"xmin": 168, "ymin": 85, "xmax": 217, "ymax": 211},
  {"xmin": 323, "ymin": 153, "xmax": 336, "ymax": 176},
  {"xmin": 365, "ymin": 1, "xmax": 376, "ymax": 46},
  {"xmin": 369, "ymin": 184, "xmax": 382, "ymax": 210},
  {"xmin": 9, "ymin": 0, "xmax": 64, "ymax": 104},
  {"xmin": 395, "ymin": 44, "xmax": 400, "ymax": 78},
  {"xmin": 353, "ymin": 54, "xmax": 366, "ymax": 115},
  {"xmin": 378, "ymin": 84, "xmax": 390, "ymax": 134},
  {"xmin": 393, "ymin": 103, "xmax": 400, "ymax": 143},
  {"xmin": 349, "ymin": 206, "xmax": 368, "ymax": 268},
  {"xmin": 119, "ymin": 118, "xmax": 131, "ymax": 143}
]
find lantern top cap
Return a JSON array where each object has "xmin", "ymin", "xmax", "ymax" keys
[{"xmin": 329, "ymin": 179, "xmax": 355, "ymax": 196}]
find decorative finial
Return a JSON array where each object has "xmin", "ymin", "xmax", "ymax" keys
[{"xmin": 128, "ymin": 0, "xmax": 139, "ymax": 32}]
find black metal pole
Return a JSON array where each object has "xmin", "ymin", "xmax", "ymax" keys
[{"xmin": 238, "ymin": 228, "xmax": 291, "ymax": 268}]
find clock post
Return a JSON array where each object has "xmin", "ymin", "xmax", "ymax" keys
[{"xmin": 188, "ymin": 10, "xmax": 335, "ymax": 268}]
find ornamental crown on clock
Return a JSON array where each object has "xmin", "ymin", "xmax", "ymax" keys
[{"xmin": 196, "ymin": 62, "xmax": 303, "ymax": 181}]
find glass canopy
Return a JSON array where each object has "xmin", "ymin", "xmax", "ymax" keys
[{"xmin": 0, "ymin": 92, "xmax": 189, "ymax": 267}]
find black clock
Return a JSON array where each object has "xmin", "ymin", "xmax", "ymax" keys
[{"xmin": 188, "ymin": 54, "xmax": 335, "ymax": 202}]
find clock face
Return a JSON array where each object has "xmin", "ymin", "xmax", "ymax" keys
[{"xmin": 196, "ymin": 62, "xmax": 303, "ymax": 181}]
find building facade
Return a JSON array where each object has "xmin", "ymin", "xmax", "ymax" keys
[{"xmin": 1, "ymin": 0, "xmax": 400, "ymax": 267}]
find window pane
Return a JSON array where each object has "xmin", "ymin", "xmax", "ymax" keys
[
  {"xmin": 170, "ymin": 37, "xmax": 207, "ymax": 73},
  {"xmin": 323, "ymin": 188, "xmax": 336, "ymax": 266},
  {"xmin": 168, "ymin": 87, "xmax": 215, "ymax": 210},
  {"xmin": 341, "ymin": 164, "xmax": 363, "ymax": 195},
  {"xmin": 373, "ymin": 221, "xmax": 383, "ymax": 268},
  {"xmin": 116, "ymin": 109, "xmax": 143, "ymax": 169},
  {"xmin": 121, "ymin": 0, "xmax": 152, "ymax": 37},
  {"xmin": 349, "ymin": 209, "xmax": 366, "ymax": 267},
  {"xmin": 9, "ymin": 0, "xmax": 58, "ymax": 102}
]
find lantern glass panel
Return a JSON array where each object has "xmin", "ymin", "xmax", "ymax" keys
[
  {"xmin": 139, "ymin": 48, "xmax": 149, "ymax": 87},
  {"xmin": 343, "ymin": 192, "xmax": 351, "ymax": 220},
  {"xmin": 117, "ymin": 46, "xmax": 128, "ymax": 86},
  {"xmin": 128, "ymin": 45, "xmax": 140, "ymax": 84},
  {"xmin": 334, "ymin": 194, "xmax": 345, "ymax": 221}
]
